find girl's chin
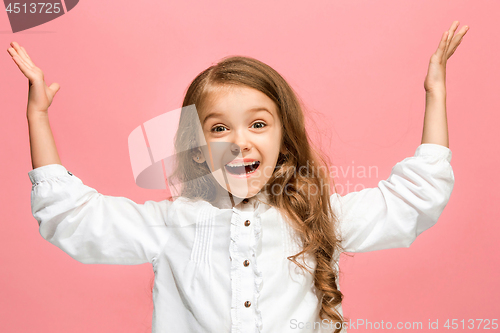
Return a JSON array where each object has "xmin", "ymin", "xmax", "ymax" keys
[
  {"xmin": 213, "ymin": 169, "xmax": 268, "ymax": 198},
  {"xmin": 227, "ymin": 188, "xmax": 258, "ymax": 199},
  {"xmin": 217, "ymin": 183, "xmax": 261, "ymax": 199}
]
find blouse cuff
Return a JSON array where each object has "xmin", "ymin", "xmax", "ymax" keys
[
  {"xmin": 28, "ymin": 164, "xmax": 72, "ymax": 185},
  {"xmin": 414, "ymin": 143, "xmax": 452, "ymax": 163}
]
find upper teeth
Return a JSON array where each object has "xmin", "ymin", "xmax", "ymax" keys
[{"xmin": 226, "ymin": 161, "xmax": 258, "ymax": 167}]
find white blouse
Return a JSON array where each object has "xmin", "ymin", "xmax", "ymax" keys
[{"xmin": 28, "ymin": 143, "xmax": 454, "ymax": 333}]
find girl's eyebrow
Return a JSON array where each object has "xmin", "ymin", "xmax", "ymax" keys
[{"xmin": 202, "ymin": 107, "xmax": 273, "ymax": 126}]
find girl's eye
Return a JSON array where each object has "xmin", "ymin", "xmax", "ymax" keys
[
  {"xmin": 252, "ymin": 122, "xmax": 266, "ymax": 129},
  {"xmin": 210, "ymin": 122, "xmax": 266, "ymax": 133},
  {"xmin": 211, "ymin": 125, "xmax": 227, "ymax": 133}
]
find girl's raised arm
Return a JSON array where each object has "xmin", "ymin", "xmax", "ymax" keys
[
  {"xmin": 331, "ymin": 22, "xmax": 467, "ymax": 253},
  {"xmin": 421, "ymin": 21, "xmax": 469, "ymax": 148},
  {"xmin": 9, "ymin": 42, "xmax": 172, "ymax": 265},
  {"xmin": 7, "ymin": 41, "xmax": 62, "ymax": 169}
]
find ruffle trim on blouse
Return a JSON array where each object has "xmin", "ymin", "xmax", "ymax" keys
[
  {"xmin": 250, "ymin": 210, "xmax": 264, "ymax": 333},
  {"xmin": 229, "ymin": 212, "xmax": 242, "ymax": 333},
  {"xmin": 228, "ymin": 204, "xmax": 265, "ymax": 333}
]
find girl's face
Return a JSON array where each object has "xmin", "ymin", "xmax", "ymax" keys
[{"xmin": 195, "ymin": 85, "xmax": 285, "ymax": 199}]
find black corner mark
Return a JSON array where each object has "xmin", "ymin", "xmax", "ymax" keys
[{"xmin": 67, "ymin": 171, "xmax": 73, "ymax": 176}]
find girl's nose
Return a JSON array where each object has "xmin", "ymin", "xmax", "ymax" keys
[
  {"xmin": 230, "ymin": 143, "xmax": 240, "ymax": 156},
  {"xmin": 232, "ymin": 133, "xmax": 252, "ymax": 154}
]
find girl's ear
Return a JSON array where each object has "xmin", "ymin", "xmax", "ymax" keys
[{"xmin": 193, "ymin": 149, "xmax": 206, "ymax": 163}]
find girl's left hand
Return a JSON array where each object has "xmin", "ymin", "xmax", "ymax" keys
[{"xmin": 424, "ymin": 21, "xmax": 469, "ymax": 93}]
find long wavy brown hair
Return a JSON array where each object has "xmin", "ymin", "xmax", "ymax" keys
[{"xmin": 151, "ymin": 55, "xmax": 347, "ymax": 331}]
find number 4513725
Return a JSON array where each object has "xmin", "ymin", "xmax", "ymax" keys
[
  {"xmin": 444, "ymin": 319, "xmax": 498, "ymax": 330},
  {"xmin": 6, "ymin": 3, "xmax": 62, "ymax": 14}
]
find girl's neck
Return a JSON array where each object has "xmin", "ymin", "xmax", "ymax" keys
[{"xmin": 212, "ymin": 185, "xmax": 270, "ymax": 210}]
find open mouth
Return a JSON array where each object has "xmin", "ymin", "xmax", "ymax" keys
[{"xmin": 224, "ymin": 161, "xmax": 260, "ymax": 175}]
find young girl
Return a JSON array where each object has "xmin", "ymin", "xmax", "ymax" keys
[{"xmin": 10, "ymin": 21, "xmax": 467, "ymax": 333}]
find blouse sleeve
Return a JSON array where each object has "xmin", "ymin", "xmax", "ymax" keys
[
  {"xmin": 28, "ymin": 164, "xmax": 172, "ymax": 265},
  {"xmin": 331, "ymin": 143, "xmax": 455, "ymax": 253}
]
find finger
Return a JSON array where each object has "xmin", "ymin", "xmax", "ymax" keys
[
  {"xmin": 7, "ymin": 47, "xmax": 30, "ymax": 71},
  {"xmin": 445, "ymin": 21, "xmax": 460, "ymax": 52},
  {"xmin": 447, "ymin": 25, "xmax": 468, "ymax": 59},
  {"xmin": 434, "ymin": 30, "xmax": 449, "ymax": 60},
  {"xmin": 20, "ymin": 45, "xmax": 36, "ymax": 67},
  {"xmin": 447, "ymin": 41, "xmax": 461, "ymax": 59},
  {"xmin": 11, "ymin": 41, "xmax": 33, "ymax": 67},
  {"xmin": 10, "ymin": 41, "xmax": 34, "ymax": 69},
  {"xmin": 8, "ymin": 48, "xmax": 33, "ymax": 77},
  {"xmin": 49, "ymin": 82, "xmax": 60, "ymax": 95}
]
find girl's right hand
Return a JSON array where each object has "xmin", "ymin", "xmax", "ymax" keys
[{"xmin": 7, "ymin": 41, "xmax": 60, "ymax": 117}]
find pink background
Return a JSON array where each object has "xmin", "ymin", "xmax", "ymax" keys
[{"xmin": 1, "ymin": 0, "xmax": 498, "ymax": 332}]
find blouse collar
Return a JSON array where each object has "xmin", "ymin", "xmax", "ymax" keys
[{"xmin": 167, "ymin": 187, "xmax": 273, "ymax": 226}]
